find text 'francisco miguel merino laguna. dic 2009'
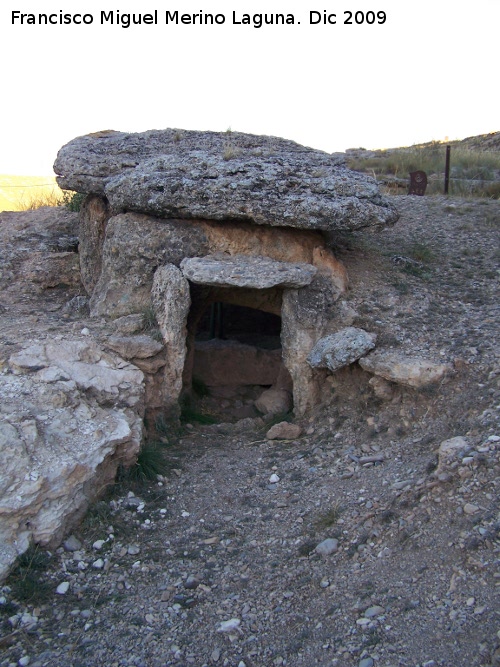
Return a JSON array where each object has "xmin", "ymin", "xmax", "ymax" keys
[{"xmin": 11, "ymin": 9, "xmax": 388, "ymax": 28}]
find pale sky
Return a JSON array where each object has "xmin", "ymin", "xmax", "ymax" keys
[{"xmin": 1, "ymin": 0, "xmax": 498, "ymax": 175}]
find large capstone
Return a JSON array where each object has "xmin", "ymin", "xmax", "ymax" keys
[{"xmin": 54, "ymin": 129, "xmax": 398, "ymax": 232}]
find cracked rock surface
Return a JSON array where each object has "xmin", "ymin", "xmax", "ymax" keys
[{"xmin": 54, "ymin": 129, "xmax": 399, "ymax": 232}]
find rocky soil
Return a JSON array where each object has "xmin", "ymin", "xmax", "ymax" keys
[{"xmin": 1, "ymin": 195, "xmax": 499, "ymax": 667}]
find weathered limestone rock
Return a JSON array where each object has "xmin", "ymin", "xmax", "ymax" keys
[
  {"xmin": 105, "ymin": 335, "xmax": 164, "ymax": 360},
  {"xmin": 193, "ymin": 340, "xmax": 282, "ymax": 387},
  {"xmin": 254, "ymin": 388, "xmax": 293, "ymax": 416},
  {"xmin": 87, "ymin": 212, "xmax": 347, "ymax": 318},
  {"xmin": 54, "ymin": 129, "xmax": 398, "ymax": 232},
  {"xmin": 0, "ymin": 207, "xmax": 79, "ymax": 296},
  {"xmin": 21, "ymin": 251, "xmax": 81, "ymax": 288},
  {"xmin": 281, "ymin": 275, "xmax": 341, "ymax": 415},
  {"xmin": 359, "ymin": 352, "xmax": 452, "ymax": 388},
  {"xmin": 266, "ymin": 421, "xmax": 303, "ymax": 440},
  {"xmin": 112, "ymin": 313, "xmax": 145, "ymax": 335},
  {"xmin": 181, "ymin": 254, "xmax": 317, "ymax": 289},
  {"xmin": 79, "ymin": 194, "xmax": 110, "ymax": 293},
  {"xmin": 307, "ymin": 327, "xmax": 377, "ymax": 372},
  {"xmin": 0, "ymin": 339, "xmax": 144, "ymax": 581},
  {"xmin": 9, "ymin": 340, "xmax": 144, "ymax": 410},
  {"xmin": 89, "ymin": 213, "xmax": 209, "ymax": 317},
  {"xmin": 151, "ymin": 264, "xmax": 191, "ymax": 417}
]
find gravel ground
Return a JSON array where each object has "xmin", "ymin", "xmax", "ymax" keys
[{"xmin": 1, "ymin": 195, "xmax": 499, "ymax": 667}]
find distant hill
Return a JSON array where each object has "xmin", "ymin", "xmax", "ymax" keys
[
  {"xmin": 0, "ymin": 175, "xmax": 64, "ymax": 212},
  {"xmin": 392, "ymin": 131, "xmax": 500, "ymax": 153},
  {"xmin": 346, "ymin": 131, "xmax": 500, "ymax": 198}
]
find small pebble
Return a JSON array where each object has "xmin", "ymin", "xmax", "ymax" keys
[
  {"xmin": 463, "ymin": 503, "xmax": 480, "ymax": 515},
  {"xmin": 217, "ymin": 618, "xmax": 241, "ymax": 633},
  {"xmin": 364, "ymin": 605, "xmax": 385, "ymax": 618},
  {"xmin": 184, "ymin": 575, "xmax": 200, "ymax": 590},
  {"xmin": 359, "ymin": 658, "xmax": 374, "ymax": 667},
  {"xmin": 63, "ymin": 535, "xmax": 82, "ymax": 552},
  {"xmin": 315, "ymin": 538, "xmax": 338, "ymax": 556},
  {"xmin": 56, "ymin": 582, "xmax": 69, "ymax": 595}
]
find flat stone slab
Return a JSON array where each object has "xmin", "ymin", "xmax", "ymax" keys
[
  {"xmin": 54, "ymin": 129, "xmax": 399, "ymax": 232},
  {"xmin": 106, "ymin": 335, "xmax": 164, "ymax": 360},
  {"xmin": 307, "ymin": 327, "xmax": 376, "ymax": 371},
  {"xmin": 359, "ymin": 351, "xmax": 452, "ymax": 388},
  {"xmin": 180, "ymin": 254, "xmax": 317, "ymax": 289}
]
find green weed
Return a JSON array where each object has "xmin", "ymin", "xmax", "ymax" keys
[
  {"xmin": 141, "ymin": 306, "xmax": 163, "ymax": 341},
  {"xmin": 8, "ymin": 545, "xmax": 53, "ymax": 604},
  {"xmin": 126, "ymin": 440, "xmax": 171, "ymax": 482},
  {"xmin": 408, "ymin": 242, "xmax": 434, "ymax": 264},
  {"xmin": 60, "ymin": 190, "xmax": 85, "ymax": 212},
  {"xmin": 314, "ymin": 503, "xmax": 344, "ymax": 530}
]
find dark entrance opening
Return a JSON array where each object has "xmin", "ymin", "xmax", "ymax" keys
[
  {"xmin": 182, "ymin": 286, "xmax": 289, "ymax": 423},
  {"xmin": 197, "ymin": 303, "xmax": 282, "ymax": 349}
]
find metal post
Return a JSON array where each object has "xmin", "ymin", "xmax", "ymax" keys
[
  {"xmin": 444, "ymin": 145, "xmax": 451, "ymax": 195},
  {"xmin": 209, "ymin": 303, "xmax": 216, "ymax": 339}
]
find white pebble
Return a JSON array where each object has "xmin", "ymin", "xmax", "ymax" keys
[
  {"xmin": 269, "ymin": 473, "xmax": 280, "ymax": 483},
  {"xmin": 56, "ymin": 581, "xmax": 70, "ymax": 595},
  {"xmin": 80, "ymin": 327, "xmax": 90, "ymax": 335},
  {"xmin": 92, "ymin": 558, "xmax": 104, "ymax": 569},
  {"xmin": 217, "ymin": 618, "xmax": 241, "ymax": 633},
  {"xmin": 315, "ymin": 538, "xmax": 338, "ymax": 556}
]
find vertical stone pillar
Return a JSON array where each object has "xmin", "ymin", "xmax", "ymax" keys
[
  {"xmin": 78, "ymin": 194, "xmax": 110, "ymax": 294},
  {"xmin": 151, "ymin": 264, "xmax": 191, "ymax": 418},
  {"xmin": 281, "ymin": 275, "xmax": 338, "ymax": 416}
]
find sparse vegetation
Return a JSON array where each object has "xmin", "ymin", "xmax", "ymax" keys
[
  {"xmin": 223, "ymin": 144, "xmax": 240, "ymax": 161},
  {"xmin": 347, "ymin": 142, "xmax": 500, "ymax": 199},
  {"xmin": 59, "ymin": 190, "xmax": 85, "ymax": 212},
  {"xmin": 125, "ymin": 440, "xmax": 171, "ymax": 482},
  {"xmin": 0, "ymin": 174, "xmax": 85, "ymax": 213},
  {"xmin": 140, "ymin": 305, "xmax": 163, "ymax": 341},
  {"xmin": 8, "ymin": 545, "xmax": 53, "ymax": 604},
  {"xmin": 314, "ymin": 502, "xmax": 344, "ymax": 530},
  {"xmin": 407, "ymin": 242, "xmax": 434, "ymax": 264}
]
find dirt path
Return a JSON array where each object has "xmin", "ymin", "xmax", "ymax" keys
[{"xmin": 1, "ymin": 195, "xmax": 499, "ymax": 667}]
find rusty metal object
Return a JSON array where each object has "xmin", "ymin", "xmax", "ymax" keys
[{"xmin": 408, "ymin": 170, "xmax": 427, "ymax": 196}]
